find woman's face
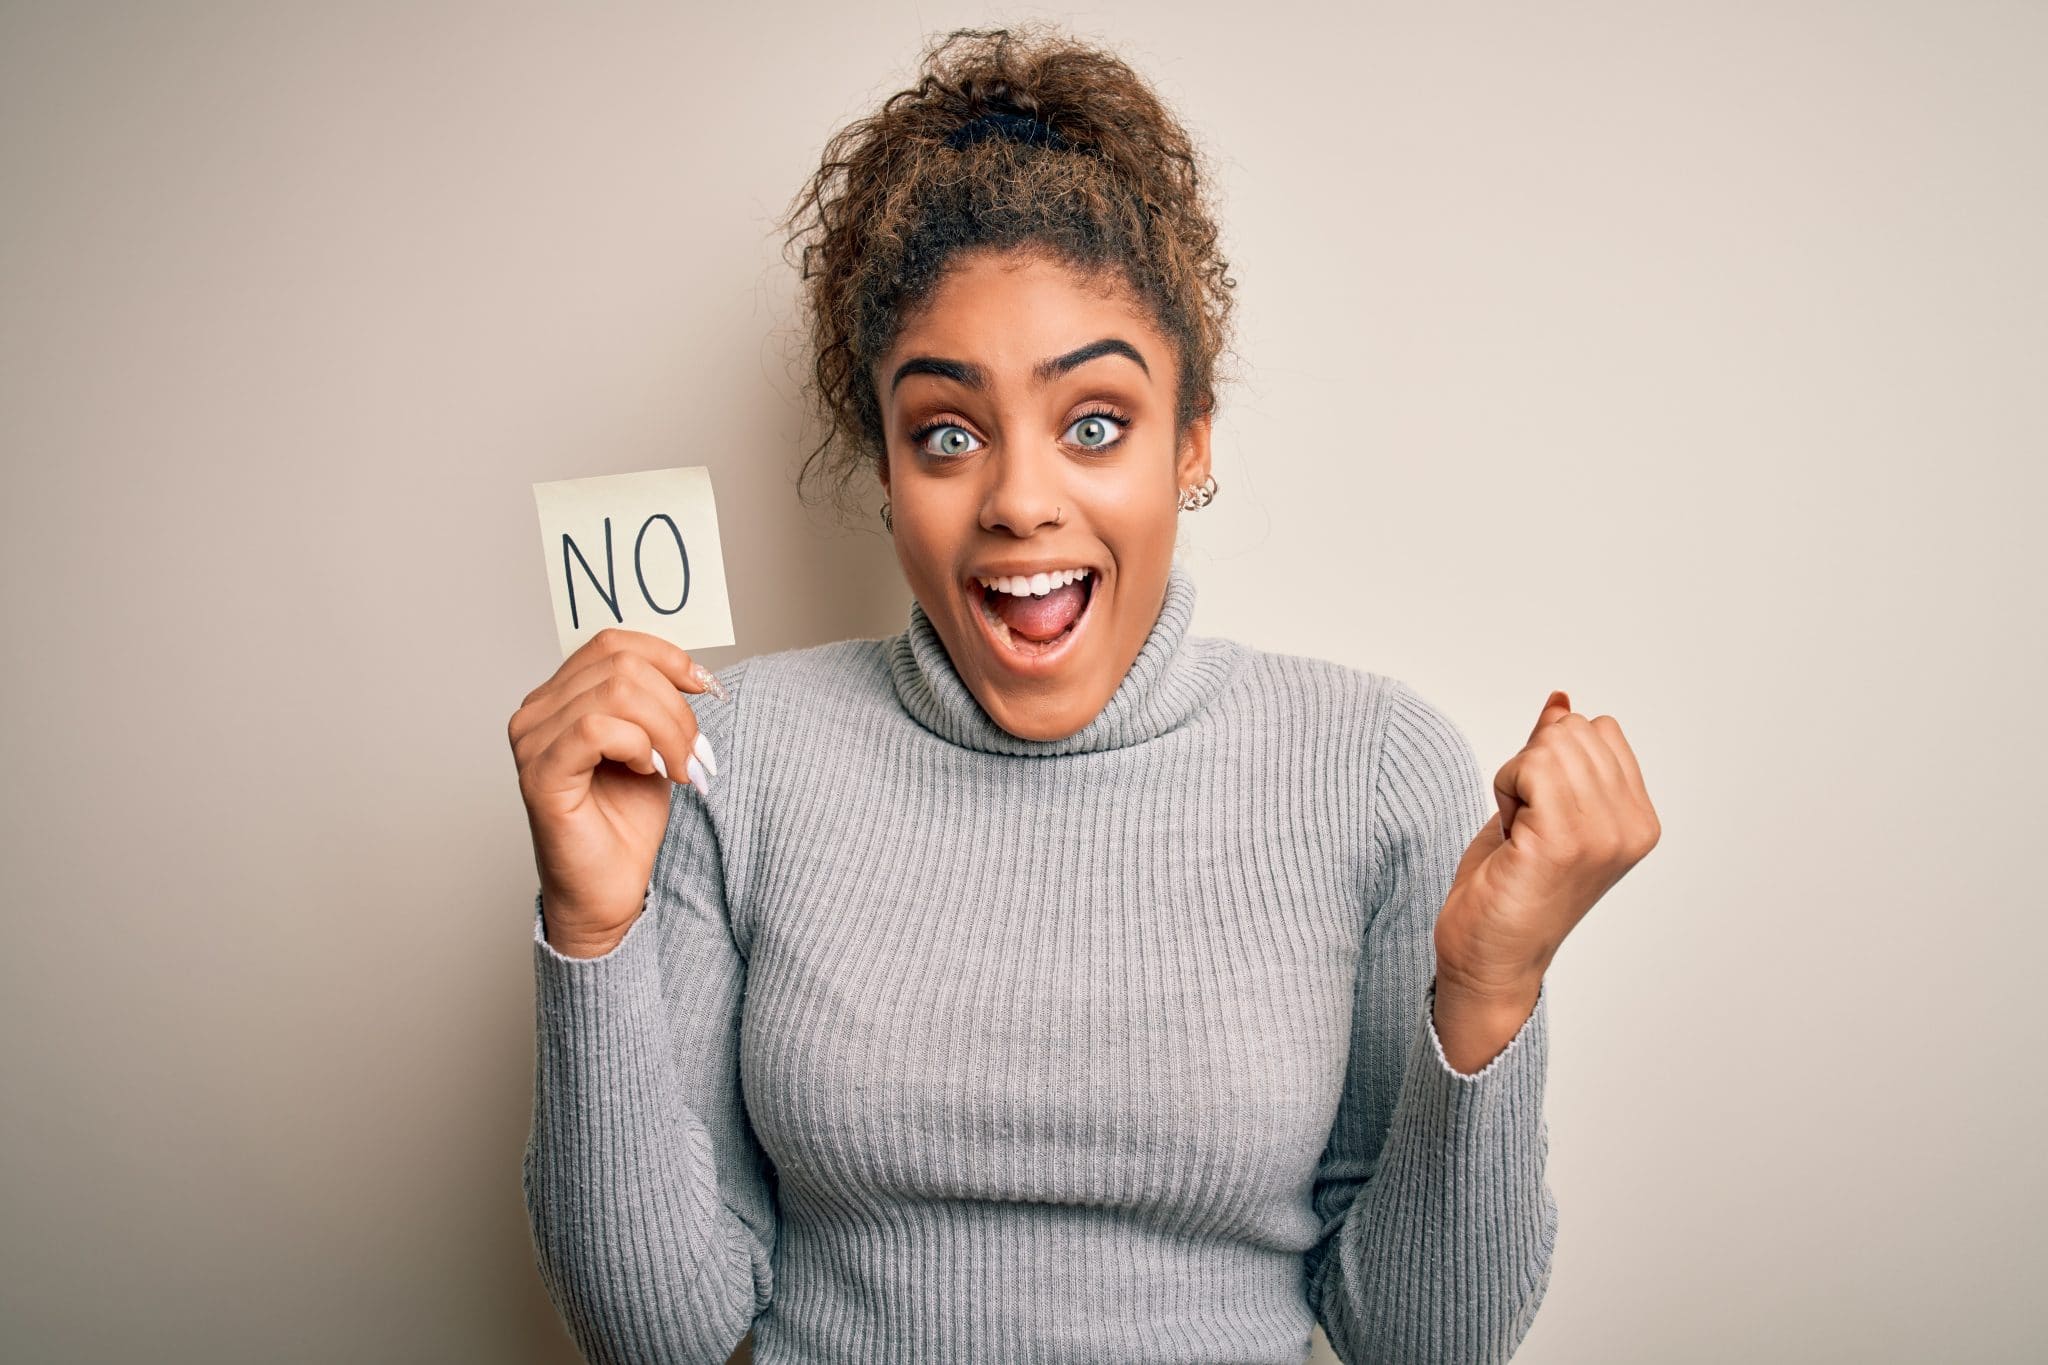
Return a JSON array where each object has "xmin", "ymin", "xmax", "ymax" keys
[{"xmin": 874, "ymin": 246, "xmax": 1211, "ymax": 741}]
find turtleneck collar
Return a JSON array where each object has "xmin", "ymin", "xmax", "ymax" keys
[{"xmin": 886, "ymin": 559, "xmax": 1245, "ymax": 757}]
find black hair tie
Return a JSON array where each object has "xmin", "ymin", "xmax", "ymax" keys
[{"xmin": 943, "ymin": 108, "xmax": 1070, "ymax": 151}]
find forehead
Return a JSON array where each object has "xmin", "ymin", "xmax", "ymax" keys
[{"xmin": 883, "ymin": 249, "xmax": 1166, "ymax": 375}]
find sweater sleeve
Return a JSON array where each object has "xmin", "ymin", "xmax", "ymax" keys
[
  {"xmin": 522, "ymin": 662, "xmax": 776, "ymax": 1365},
  {"xmin": 1307, "ymin": 680, "xmax": 1559, "ymax": 1364}
]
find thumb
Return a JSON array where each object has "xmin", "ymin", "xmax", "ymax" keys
[
  {"xmin": 1468, "ymin": 803, "xmax": 1508, "ymax": 864},
  {"xmin": 1527, "ymin": 688, "xmax": 1572, "ymax": 744},
  {"xmin": 1502, "ymin": 688, "xmax": 1573, "ymax": 840},
  {"xmin": 1448, "ymin": 802, "xmax": 1508, "ymax": 900}
]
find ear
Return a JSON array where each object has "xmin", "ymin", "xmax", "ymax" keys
[{"xmin": 1175, "ymin": 410, "xmax": 1213, "ymax": 488}]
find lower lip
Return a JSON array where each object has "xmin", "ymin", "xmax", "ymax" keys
[{"xmin": 965, "ymin": 574, "xmax": 1099, "ymax": 677}]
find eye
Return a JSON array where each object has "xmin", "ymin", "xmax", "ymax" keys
[
  {"xmin": 915, "ymin": 423, "xmax": 983, "ymax": 458},
  {"xmin": 1064, "ymin": 410, "xmax": 1128, "ymax": 450}
]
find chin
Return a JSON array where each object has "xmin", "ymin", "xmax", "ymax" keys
[{"xmin": 981, "ymin": 684, "xmax": 1104, "ymax": 742}]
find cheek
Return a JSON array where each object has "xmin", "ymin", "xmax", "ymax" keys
[
  {"xmin": 890, "ymin": 506, "xmax": 964, "ymax": 584},
  {"xmin": 1090, "ymin": 444, "xmax": 1181, "ymax": 520}
]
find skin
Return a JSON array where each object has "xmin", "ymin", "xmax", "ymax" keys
[
  {"xmin": 872, "ymin": 245, "xmax": 1210, "ymax": 742},
  {"xmin": 510, "ymin": 247, "xmax": 1663, "ymax": 1084},
  {"xmin": 508, "ymin": 626, "xmax": 726, "ymax": 958},
  {"xmin": 1432, "ymin": 689, "xmax": 1661, "ymax": 1072}
]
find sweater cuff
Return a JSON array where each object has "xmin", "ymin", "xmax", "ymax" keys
[
  {"xmin": 532, "ymin": 886, "xmax": 652, "ymax": 966},
  {"xmin": 531, "ymin": 888, "xmax": 662, "ymax": 1029}
]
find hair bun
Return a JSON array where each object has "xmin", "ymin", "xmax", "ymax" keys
[
  {"xmin": 910, "ymin": 28, "xmax": 1162, "ymax": 167},
  {"xmin": 943, "ymin": 107, "xmax": 1070, "ymax": 152},
  {"xmin": 782, "ymin": 23, "xmax": 1237, "ymax": 525}
]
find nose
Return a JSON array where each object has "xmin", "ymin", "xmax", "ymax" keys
[{"xmin": 977, "ymin": 443, "xmax": 1066, "ymax": 536}]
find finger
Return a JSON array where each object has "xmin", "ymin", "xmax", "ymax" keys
[
  {"xmin": 515, "ymin": 640, "xmax": 724, "ymax": 771},
  {"xmin": 1536, "ymin": 713, "xmax": 1661, "ymax": 866},
  {"xmin": 1495, "ymin": 732, "xmax": 1585, "ymax": 846},
  {"xmin": 1526, "ymin": 689, "xmax": 1572, "ymax": 745},
  {"xmin": 526, "ymin": 670, "xmax": 707, "ymax": 793},
  {"xmin": 528, "ymin": 710, "xmax": 666, "ymax": 800},
  {"xmin": 1502, "ymin": 689, "xmax": 1574, "ymax": 839},
  {"xmin": 527, "ymin": 627, "xmax": 725, "ymax": 709},
  {"xmin": 521, "ymin": 630, "xmax": 628, "ymax": 712},
  {"xmin": 543, "ymin": 647, "xmax": 710, "ymax": 738},
  {"xmin": 603, "ymin": 649, "xmax": 721, "ymax": 779},
  {"xmin": 1550, "ymin": 712, "xmax": 1627, "ymax": 810},
  {"xmin": 1494, "ymin": 749, "xmax": 1529, "ymax": 842},
  {"xmin": 1591, "ymin": 715, "xmax": 1660, "ymax": 847},
  {"xmin": 515, "ymin": 651, "xmax": 671, "ymax": 770},
  {"xmin": 592, "ymin": 627, "xmax": 727, "ymax": 700},
  {"xmin": 568, "ymin": 670, "xmax": 706, "ymax": 789},
  {"xmin": 1590, "ymin": 714, "xmax": 1652, "ymax": 808}
]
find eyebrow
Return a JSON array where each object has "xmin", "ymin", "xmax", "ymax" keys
[{"xmin": 888, "ymin": 337, "xmax": 1151, "ymax": 395}]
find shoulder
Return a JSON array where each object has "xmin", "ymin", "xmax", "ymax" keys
[
  {"xmin": 1211, "ymin": 637, "xmax": 1413, "ymax": 745},
  {"xmin": 1373, "ymin": 676, "xmax": 1483, "ymax": 786},
  {"xmin": 1230, "ymin": 640, "xmax": 1385, "ymax": 706},
  {"xmin": 680, "ymin": 634, "xmax": 896, "ymax": 754},
  {"xmin": 1212, "ymin": 637, "xmax": 1481, "ymax": 799},
  {"xmin": 1363, "ymin": 672, "xmax": 1489, "ymax": 876}
]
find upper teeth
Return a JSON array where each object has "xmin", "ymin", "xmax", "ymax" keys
[{"xmin": 976, "ymin": 567, "xmax": 1092, "ymax": 597}]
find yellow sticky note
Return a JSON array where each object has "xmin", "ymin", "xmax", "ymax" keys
[{"xmin": 532, "ymin": 465, "xmax": 735, "ymax": 658}]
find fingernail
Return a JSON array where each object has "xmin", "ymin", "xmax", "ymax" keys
[
  {"xmin": 650, "ymin": 749, "xmax": 669, "ymax": 779},
  {"xmin": 693, "ymin": 663, "xmax": 729, "ymax": 703},
  {"xmin": 693, "ymin": 731, "xmax": 719, "ymax": 778},
  {"xmin": 686, "ymin": 754, "xmax": 711, "ymax": 794}
]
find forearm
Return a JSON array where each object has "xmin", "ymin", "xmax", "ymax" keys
[
  {"xmin": 1314, "ymin": 975, "xmax": 1559, "ymax": 1363},
  {"xmin": 527, "ymin": 908, "xmax": 764, "ymax": 1361}
]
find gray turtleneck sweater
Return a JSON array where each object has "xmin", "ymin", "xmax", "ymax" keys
[{"xmin": 523, "ymin": 560, "xmax": 1558, "ymax": 1364}]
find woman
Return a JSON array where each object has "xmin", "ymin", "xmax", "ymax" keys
[{"xmin": 507, "ymin": 25, "xmax": 1658, "ymax": 1365}]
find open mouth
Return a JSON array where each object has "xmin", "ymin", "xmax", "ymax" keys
[{"xmin": 966, "ymin": 568, "xmax": 1098, "ymax": 671}]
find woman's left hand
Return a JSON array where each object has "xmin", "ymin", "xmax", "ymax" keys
[{"xmin": 1434, "ymin": 690, "xmax": 1661, "ymax": 1002}]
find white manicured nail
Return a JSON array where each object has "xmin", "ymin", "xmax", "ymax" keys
[
  {"xmin": 686, "ymin": 754, "xmax": 710, "ymax": 793},
  {"xmin": 693, "ymin": 732, "xmax": 719, "ymax": 778},
  {"xmin": 651, "ymin": 749, "xmax": 669, "ymax": 779}
]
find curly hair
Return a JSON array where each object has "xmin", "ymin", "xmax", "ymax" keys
[{"xmin": 779, "ymin": 24, "xmax": 1237, "ymax": 524}]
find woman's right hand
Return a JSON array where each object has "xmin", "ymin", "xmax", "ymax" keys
[{"xmin": 507, "ymin": 628, "xmax": 727, "ymax": 958}]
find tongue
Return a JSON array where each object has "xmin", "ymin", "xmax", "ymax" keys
[{"xmin": 993, "ymin": 580, "xmax": 1086, "ymax": 641}]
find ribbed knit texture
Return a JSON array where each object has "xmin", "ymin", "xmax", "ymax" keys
[{"xmin": 524, "ymin": 560, "xmax": 1559, "ymax": 1364}]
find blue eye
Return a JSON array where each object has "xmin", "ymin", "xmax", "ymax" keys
[
  {"xmin": 918, "ymin": 424, "xmax": 983, "ymax": 457},
  {"xmin": 1065, "ymin": 412, "xmax": 1126, "ymax": 449}
]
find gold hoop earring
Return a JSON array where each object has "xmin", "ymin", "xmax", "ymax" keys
[{"xmin": 1176, "ymin": 474, "xmax": 1219, "ymax": 511}]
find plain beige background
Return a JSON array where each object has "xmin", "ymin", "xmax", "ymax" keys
[{"xmin": 2, "ymin": 2, "xmax": 2041, "ymax": 1361}]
